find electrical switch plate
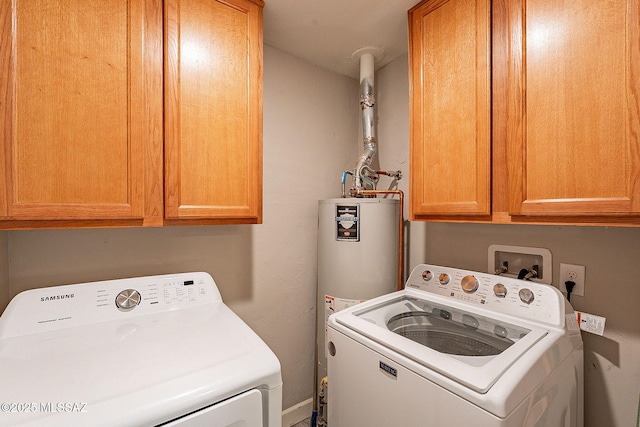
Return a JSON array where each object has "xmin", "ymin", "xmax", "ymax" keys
[{"xmin": 559, "ymin": 263, "xmax": 585, "ymax": 297}]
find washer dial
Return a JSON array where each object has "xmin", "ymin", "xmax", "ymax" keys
[
  {"xmin": 461, "ymin": 275, "xmax": 479, "ymax": 293},
  {"xmin": 116, "ymin": 289, "xmax": 141, "ymax": 312},
  {"xmin": 438, "ymin": 273, "xmax": 450, "ymax": 285},
  {"xmin": 518, "ymin": 288, "xmax": 535, "ymax": 305},
  {"xmin": 493, "ymin": 283, "xmax": 507, "ymax": 298}
]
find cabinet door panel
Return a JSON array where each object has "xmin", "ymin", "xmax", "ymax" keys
[
  {"xmin": 0, "ymin": 0, "xmax": 161, "ymax": 222},
  {"xmin": 164, "ymin": 0, "xmax": 263, "ymax": 223},
  {"xmin": 409, "ymin": 0, "xmax": 491, "ymax": 218},
  {"xmin": 508, "ymin": 0, "xmax": 640, "ymax": 216}
]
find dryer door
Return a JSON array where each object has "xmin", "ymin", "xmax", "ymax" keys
[{"xmin": 163, "ymin": 389, "xmax": 263, "ymax": 427}]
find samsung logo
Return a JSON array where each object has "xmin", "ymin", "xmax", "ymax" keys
[{"xmin": 41, "ymin": 294, "xmax": 75, "ymax": 302}]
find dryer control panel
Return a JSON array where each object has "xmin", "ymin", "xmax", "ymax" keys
[
  {"xmin": 0, "ymin": 272, "xmax": 221, "ymax": 339},
  {"xmin": 405, "ymin": 264, "xmax": 565, "ymax": 327}
]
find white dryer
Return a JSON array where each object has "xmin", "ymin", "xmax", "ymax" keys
[
  {"xmin": 0, "ymin": 272, "xmax": 282, "ymax": 427},
  {"xmin": 327, "ymin": 264, "xmax": 583, "ymax": 426}
]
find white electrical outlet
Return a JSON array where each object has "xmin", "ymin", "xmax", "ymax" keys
[{"xmin": 559, "ymin": 263, "xmax": 585, "ymax": 297}]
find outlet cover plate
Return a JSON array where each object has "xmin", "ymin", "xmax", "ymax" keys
[{"xmin": 559, "ymin": 263, "xmax": 585, "ymax": 297}]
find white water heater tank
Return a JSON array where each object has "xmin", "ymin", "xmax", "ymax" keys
[{"xmin": 316, "ymin": 197, "xmax": 399, "ymax": 384}]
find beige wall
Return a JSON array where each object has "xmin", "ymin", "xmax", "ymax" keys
[
  {"xmin": 376, "ymin": 54, "xmax": 640, "ymax": 427},
  {"xmin": 1, "ymin": 46, "xmax": 359, "ymax": 411}
]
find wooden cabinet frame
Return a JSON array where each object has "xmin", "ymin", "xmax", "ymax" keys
[
  {"xmin": 164, "ymin": 0, "xmax": 263, "ymax": 225},
  {"xmin": 506, "ymin": 0, "xmax": 640, "ymax": 218},
  {"xmin": 411, "ymin": 0, "xmax": 640, "ymax": 226},
  {"xmin": 409, "ymin": 0, "xmax": 492, "ymax": 220},
  {"xmin": 0, "ymin": 0, "xmax": 163, "ymax": 228},
  {"xmin": 0, "ymin": 0, "xmax": 263, "ymax": 229}
]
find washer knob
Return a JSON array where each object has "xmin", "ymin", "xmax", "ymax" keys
[
  {"xmin": 422, "ymin": 270, "xmax": 433, "ymax": 281},
  {"xmin": 493, "ymin": 283, "xmax": 507, "ymax": 298},
  {"xmin": 438, "ymin": 273, "xmax": 450, "ymax": 285},
  {"xmin": 461, "ymin": 275, "xmax": 479, "ymax": 293},
  {"xmin": 518, "ymin": 288, "xmax": 535, "ymax": 305},
  {"xmin": 116, "ymin": 289, "xmax": 141, "ymax": 312}
]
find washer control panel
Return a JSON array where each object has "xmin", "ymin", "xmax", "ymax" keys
[{"xmin": 406, "ymin": 264, "xmax": 564, "ymax": 326}]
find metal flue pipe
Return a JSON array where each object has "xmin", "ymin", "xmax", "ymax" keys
[{"xmin": 354, "ymin": 50, "xmax": 377, "ymax": 190}]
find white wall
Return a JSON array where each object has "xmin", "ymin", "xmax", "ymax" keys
[
  {"xmin": 2, "ymin": 46, "xmax": 359, "ymax": 411},
  {"xmin": 376, "ymin": 53, "xmax": 640, "ymax": 427}
]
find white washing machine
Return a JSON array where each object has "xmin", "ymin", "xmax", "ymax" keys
[
  {"xmin": 327, "ymin": 264, "xmax": 583, "ymax": 426},
  {"xmin": 0, "ymin": 272, "xmax": 282, "ymax": 427}
]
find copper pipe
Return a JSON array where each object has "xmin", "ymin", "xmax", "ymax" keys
[{"xmin": 353, "ymin": 189, "xmax": 405, "ymax": 291}]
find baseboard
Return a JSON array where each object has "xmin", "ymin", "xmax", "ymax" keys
[{"xmin": 282, "ymin": 398, "xmax": 313, "ymax": 427}]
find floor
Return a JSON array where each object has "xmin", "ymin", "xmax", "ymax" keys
[{"xmin": 291, "ymin": 417, "xmax": 311, "ymax": 427}]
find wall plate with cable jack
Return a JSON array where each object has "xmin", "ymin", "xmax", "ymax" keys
[{"xmin": 559, "ymin": 263, "xmax": 585, "ymax": 298}]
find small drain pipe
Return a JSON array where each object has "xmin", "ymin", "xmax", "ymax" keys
[{"xmin": 317, "ymin": 376, "xmax": 328, "ymax": 427}]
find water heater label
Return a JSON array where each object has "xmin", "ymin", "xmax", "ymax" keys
[
  {"xmin": 325, "ymin": 294, "xmax": 364, "ymax": 357},
  {"xmin": 336, "ymin": 204, "xmax": 360, "ymax": 241}
]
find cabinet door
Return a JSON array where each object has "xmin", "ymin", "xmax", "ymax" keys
[
  {"xmin": 507, "ymin": 0, "xmax": 640, "ymax": 216},
  {"xmin": 409, "ymin": 0, "xmax": 491, "ymax": 219},
  {"xmin": 164, "ymin": 0, "xmax": 263, "ymax": 224},
  {"xmin": 0, "ymin": 0, "xmax": 163, "ymax": 226}
]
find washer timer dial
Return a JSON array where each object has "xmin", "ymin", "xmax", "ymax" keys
[
  {"xmin": 461, "ymin": 275, "xmax": 479, "ymax": 293},
  {"xmin": 493, "ymin": 283, "xmax": 507, "ymax": 298},
  {"xmin": 116, "ymin": 289, "xmax": 141, "ymax": 312},
  {"xmin": 518, "ymin": 288, "xmax": 535, "ymax": 305}
]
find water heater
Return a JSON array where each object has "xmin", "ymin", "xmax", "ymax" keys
[{"xmin": 316, "ymin": 197, "xmax": 399, "ymax": 390}]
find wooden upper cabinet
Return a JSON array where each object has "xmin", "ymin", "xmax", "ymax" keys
[
  {"xmin": 507, "ymin": 0, "xmax": 640, "ymax": 217},
  {"xmin": 164, "ymin": 0, "xmax": 263, "ymax": 224},
  {"xmin": 409, "ymin": 0, "xmax": 492, "ymax": 219},
  {"xmin": 1, "ymin": 0, "xmax": 264, "ymax": 228},
  {"xmin": 0, "ymin": 0, "xmax": 163, "ymax": 226}
]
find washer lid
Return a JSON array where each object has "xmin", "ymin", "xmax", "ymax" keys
[{"xmin": 331, "ymin": 290, "xmax": 551, "ymax": 393}]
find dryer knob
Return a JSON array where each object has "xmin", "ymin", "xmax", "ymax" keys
[
  {"xmin": 438, "ymin": 273, "xmax": 450, "ymax": 285},
  {"xmin": 461, "ymin": 275, "xmax": 479, "ymax": 293},
  {"xmin": 518, "ymin": 288, "xmax": 535, "ymax": 305},
  {"xmin": 116, "ymin": 289, "xmax": 141, "ymax": 312}
]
